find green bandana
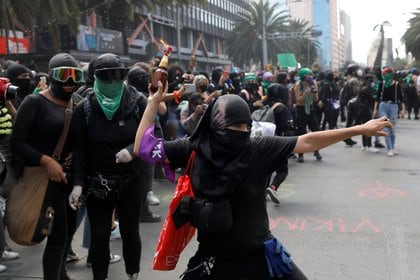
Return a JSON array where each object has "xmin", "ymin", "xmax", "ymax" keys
[
  {"xmin": 93, "ymin": 77, "xmax": 124, "ymax": 120},
  {"xmin": 304, "ymin": 86, "xmax": 313, "ymax": 115},
  {"xmin": 382, "ymin": 73, "xmax": 394, "ymax": 88}
]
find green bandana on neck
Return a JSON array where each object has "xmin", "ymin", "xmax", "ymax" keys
[
  {"xmin": 382, "ymin": 73, "xmax": 394, "ymax": 88},
  {"xmin": 93, "ymin": 77, "xmax": 124, "ymax": 120}
]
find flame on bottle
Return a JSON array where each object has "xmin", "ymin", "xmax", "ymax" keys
[{"xmin": 159, "ymin": 39, "xmax": 173, "ymax": 56}]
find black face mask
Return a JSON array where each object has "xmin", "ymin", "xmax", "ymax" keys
[
  {"xmin": 50, "ymin": 80, "xmax": 74, "ymax": 101},
  {"xmin": 199, "ymin": 84, "xmax": 208, "ymax": 92},
  {"xmin": 14, "ymin": 78, "xmax": 32, "ymax": 96},
  {"xmin": 245, "ymin": 83, "xmax": 258, "ymax": 93},
  {"xmin": 211, "ymin": 129, "xmax": 250, "ymax": 158}
]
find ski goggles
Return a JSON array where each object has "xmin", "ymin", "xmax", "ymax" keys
[
  {"xmin": 94, "ymin": 67, "xmax": 127, "ymax": 83},
  {"xmin": 50, "ymin": 67, "xmax": 83, "ymax": 83}
]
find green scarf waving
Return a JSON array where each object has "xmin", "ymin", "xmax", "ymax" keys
[{"xmin": 93, "ymin": 77, "xmax": 124, "ymax": 120}]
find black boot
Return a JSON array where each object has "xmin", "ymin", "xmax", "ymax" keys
[
  {"xmin": 297, "ymin": 153, "xmax": 304, "ymax": 163},
  {"xmin": 314, "ymin": 151, "xmax": 322, "ymax": 161}
]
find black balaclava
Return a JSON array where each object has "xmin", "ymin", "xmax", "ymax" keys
[
  {"xmin": 190, "ymin": 95, "xmax": 252, "ymax": 198},
  {"xmin": 127, "ymin": 66, "xmax": 150, "ymax": 95},
  {"xmin": 264, "ymin": 83, "xmax": 288, "ymax": 107},
  {"xmin": 6, "ymin": 64, "xmax": 31, "ymax": 98},
  {"xmin": 48, "ymin": 53, "xmax": 80, "ymax": 101},
  {"xmin": 211, "ymin": 67, "xmax": 224, "ymax": 85}
]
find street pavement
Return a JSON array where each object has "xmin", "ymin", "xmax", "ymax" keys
[{"xmin": 1, "ymin": 118, "xmax": 420, "ymax": 280}]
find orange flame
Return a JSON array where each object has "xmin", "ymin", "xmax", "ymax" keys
[{"xmin": 159, "ymin": 38, "xmax": 173, "ymax": 56}]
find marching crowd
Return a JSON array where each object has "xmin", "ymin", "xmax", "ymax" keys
[{"xmin": 0, "ymin": 51, "xmax": 414, "ymax": 279}]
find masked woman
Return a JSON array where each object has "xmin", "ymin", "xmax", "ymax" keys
[
  {"xmin": 133, "ymin": 83, "xmax": 391, "ymax": 280},
  {"xmin": 68, "ymin": 53, "xmax": 158, "ymax": 280},
  {"xmin": 10, "ymin": 53, "xmax": 83, "ymax": 280},
  {"xmin": 373, "ymin": 67, "xmax": 405, "ymax": 157}
]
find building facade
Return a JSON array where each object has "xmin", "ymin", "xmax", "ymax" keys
[{"xmin": 127, "ymin": 0, "xmax": 250, "ymax": 71}]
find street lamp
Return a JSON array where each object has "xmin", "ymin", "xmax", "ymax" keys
[{"xmin": 373, "ymin": 21, "xmax": 391, "ymax": 68}]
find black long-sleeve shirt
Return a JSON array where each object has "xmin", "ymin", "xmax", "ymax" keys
[
  {"xmin": 71, "ymin": 85, "xmax": 148, "ymax": 187},
  {"xmin": 10, "ymin": 94, "xmax": 78, "ymax": 166}
]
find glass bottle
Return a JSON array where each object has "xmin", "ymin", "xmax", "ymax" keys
[{"xmin": 151, "ymin": 47, "xmax": 172, "ymax": 91}]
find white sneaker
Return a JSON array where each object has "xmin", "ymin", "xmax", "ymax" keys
[
  {"xmin": 110, "ymin": 222, "xmax": 121, "ymax": 241},
  {"xmin": 109, "ymin": 253, "xmax": 122, "ymax": 264},
  {"xmin": 2, "ymin": 250, "xmax": 19, "ymax": 261},
  {"xmin": 127, "ymin": 273, "xmax": 139, "ymax": 280},
  {"xmin": 0, "ymin": 264, "xmax": 6, "ymax": 273},
  {"xmin": 392, "ymin": 149, "xmax": 399, "ymax": 155},
  {"xmin": 147, "ymin": 191, "xmax": 160, "ymax": 205},
  {"xmin": 387, "ymin": 150, "xmax": 394, "ymax": 157},
  {"xmin": 367, "ymin": 147, "xmax": 379, "ymax": 153}
]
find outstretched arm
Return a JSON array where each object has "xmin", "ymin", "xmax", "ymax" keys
[
  {"xmin": 133, "ymin": 81, "xmax": 166, "ymax": 156},
  {"xmin": 293, "ymin": 117, "xmax": 391, "ymax": 154}
]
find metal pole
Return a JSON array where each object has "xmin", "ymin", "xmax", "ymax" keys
[
  {"xmin": 176, "ymin": 5, "xmax": 182, "ymax": 65},
  {"xmin": 262, "ymin": 1, "xmax": 267, "ymax": 69}
]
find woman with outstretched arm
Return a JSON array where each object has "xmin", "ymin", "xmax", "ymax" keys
[{"xmin": 133, "ymin": 81, "xmax": 391, "ymax": 280}]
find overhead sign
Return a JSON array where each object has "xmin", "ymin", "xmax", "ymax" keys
[
  {"xmin": 0, "ymin": 30, "xmax": 29, "ymax": 54},
  {"xmin": 77, "ymin": 25, "xmax": 124, "ymax": 54}
]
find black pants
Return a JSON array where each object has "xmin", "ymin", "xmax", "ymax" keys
[
  {"xmin": 270, "ymin": 164, "xmax": 289, "ymax": 189},
  {"xmin": 43, "ymin": 181, "xmax": 77, "ymax": 280},
  {"xmin": 86, "ymin": 175, "xmax": 143, "ymax": 280},
  {"xmin": 295, "ymin": 106, "xmax": 320, "ymax": 136},
  {"xmin": 181, "ymin": 245, "xmax": 308, "ymax": 280},
  {"xmin": 355, "ymin": 108, "xmax": 373, "ymax": 147}
]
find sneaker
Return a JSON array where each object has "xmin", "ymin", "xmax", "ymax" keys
[
  {"xmin": 66, "ymin": 248, "xmax": 80, "ymax": 263},
  {"xmin": 147, "ymin": 191, "xmax": 160, "ymax": 205},
  {"xmin": 110, "ymin": 222, "xmax": 121, "ymax": 241},
  {"xmin": 266, "ymin": 187, "xmax": 280, "ymax": 204},
  {"xmin": 392, "ymin": 149, "xmax": 399, "ymax": 155},
  {"xmin": 86, "ymin": 253, "xmax": 122, "ymax": 267},
  {"xmin": 139, "ymin": 212, "xmax": 162, "ymax": 223},
  {"xmin": 374, "ymin": 142, "xmax": 385, "ymax": 148},
  {"xmin": 0, "ymin": 264, "xmax": 6, "ymax": 273},
  {"xmin": 2, "ymin": 250, "xmax": 19, "ymax": 261},
  {"xmin": 367, "ymin": 147, "xmax": 379, "ymax": 153},
  {"xmin": 387, "ymin": 150, "xmax": 394, "ymax": 157},
  {"xmin": 127, "ymin": 273, "xmax": 139, "ymax": 280}
]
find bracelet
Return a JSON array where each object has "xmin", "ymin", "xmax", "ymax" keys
[{"xmin": 173, "ymin": 90, "xmax": 181, "ymax": 104}]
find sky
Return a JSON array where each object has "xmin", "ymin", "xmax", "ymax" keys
[{"xmin": 338, "ymin": 0, "xmax": 415, "ymax": 63}]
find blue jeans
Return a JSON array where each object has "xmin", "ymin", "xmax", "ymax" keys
[{"xmin": 378, "ymin": 102, "xmax": 398, "ymax": 150}]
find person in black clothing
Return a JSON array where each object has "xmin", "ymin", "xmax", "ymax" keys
[
  {"xmin": 134, "ymin": 85, "xmax": 391, "ymax": 280},
  {"xmin": 264, "ymin": 84, "xmax": 293, "ymax": 205},
  {"xmin": 10, "ymin": 53, "xmax": 83, "ymax": 280},
  {"xmin": 319, "ymin": 72, "xmax": 340, "ymax": 130},
  {"xmin": 68, "ymin": 53, "xmax": 153, "ymax": 280},
  {"xmin": 127, "ymin": 66, "xmax": 163, "ymax": 222},
  {"xmin": 355, "ymin": 74, "xmax": 379, "ymax": 152}
]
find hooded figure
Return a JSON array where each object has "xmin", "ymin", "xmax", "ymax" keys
[
  {"xmin": 6, "ymin": 64, "xmax": 32, "ymax": 107},
  {"xmin": 127, "ymin": 66, "xmax": 149, "ymax": 95},
  {"xmin": 49, "ymin": 53, "xmax": 82, "ymax": 101},
  {"xmin": 190, "ymin": 94, "xmax": 252, "ymax": 199},
  {"xmin": 92, "ymin": 53, "xmax": 127, "ymax": 120}
]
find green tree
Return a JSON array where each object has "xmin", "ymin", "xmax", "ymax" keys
[
  {"xmin": 225, "ymin": 0, "xmax": 289, "ymax": 68},
  {"xmin": 401, "ymin": 8, "xmax": 420, "ymax": 61}
]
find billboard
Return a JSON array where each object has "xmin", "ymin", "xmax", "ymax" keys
[
  {"xmin": 77, "ymin": 25, "xmax": 124, "ymax": 54},
  {"xmin": 0, "ymin": 30, "xmax": 29, "ymax": 54}
]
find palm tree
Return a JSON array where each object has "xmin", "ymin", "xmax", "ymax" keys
[
  {"xmin": 286, "ymin": 19, "xmax": 321, "ymax": 67},
  {"xmin": 226, "ymin": 0, "xmax": 289, "ymax": 68},
  {"xmin": 401, "ymin": 8, "xmax": 420, "ymax": 61},
  {"xmin": 225, "ymin": 0, "xmax": 319, "ymax": 69}
]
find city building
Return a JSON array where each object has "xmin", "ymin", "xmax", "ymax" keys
[
  {"xmin": 125, "ymin": 0, "xmax": 250, "ymax": 71},
  {"xmin": 286, "ymin": 0, "xmax": 343, "ymax": 71}
]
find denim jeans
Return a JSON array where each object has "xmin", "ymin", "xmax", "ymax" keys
[{"xmin": 378, "ymin": 102, "xmax": 398, "ymax": 150}]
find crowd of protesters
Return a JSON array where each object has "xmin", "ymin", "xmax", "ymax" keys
[{"xmin": 0, "ymin": 52, "xmax": 417, "ymax": 279}]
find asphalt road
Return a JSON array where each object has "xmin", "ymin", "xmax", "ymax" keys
[{"xmin": 2, "ymin": 118, "xmax": 420, "ymax": 280}]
